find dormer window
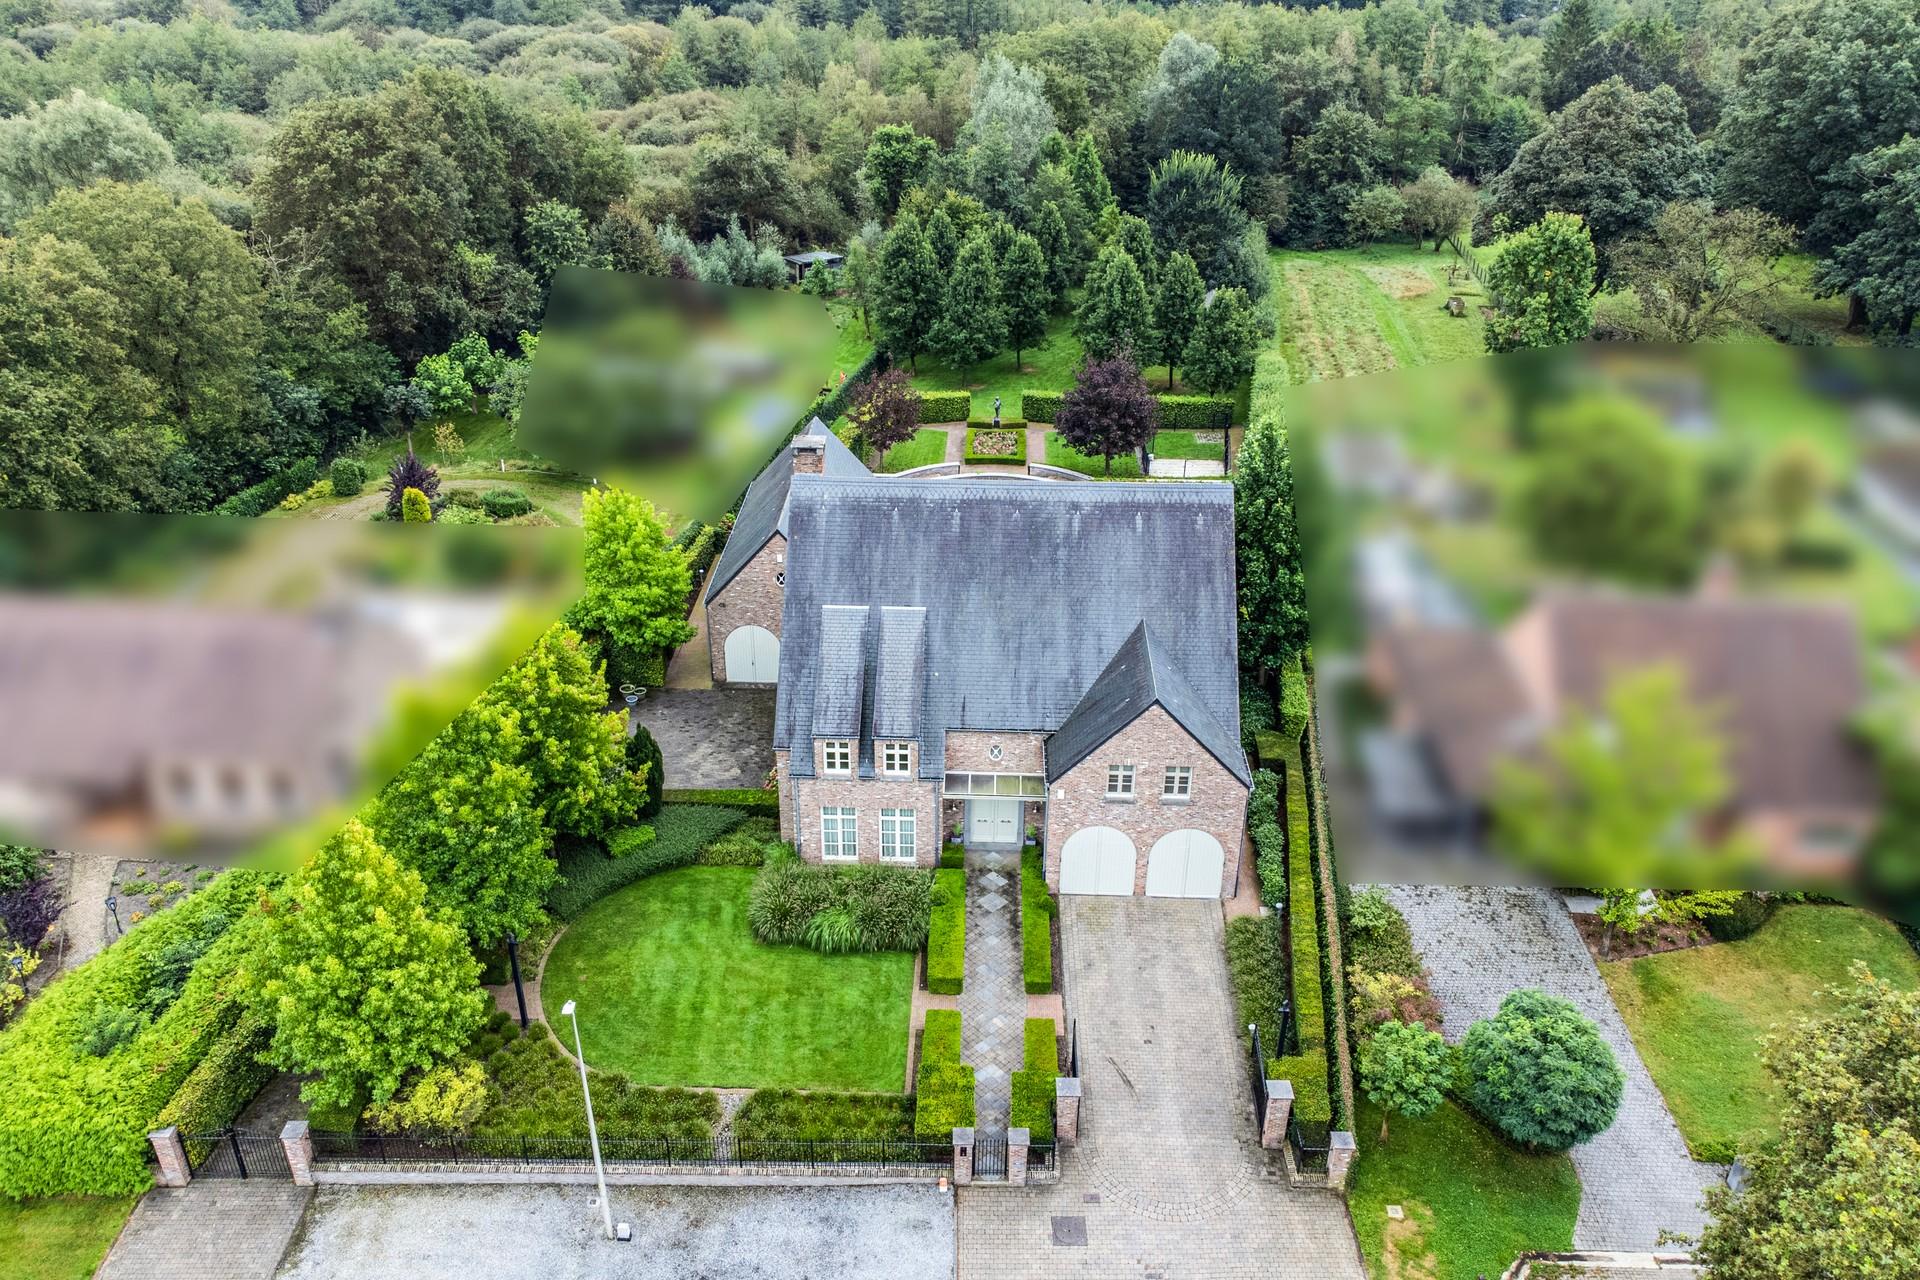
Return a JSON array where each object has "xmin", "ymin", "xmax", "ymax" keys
[
  {"xmin": 823, "ymin": 740, "xmax": 852, "ymax": 775},
  {"xmin": 881, "ymin": 741, "xmax": 912, "ymax": 777}
]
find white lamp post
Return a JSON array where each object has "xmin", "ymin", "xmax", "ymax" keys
[{"xmin": 559, "ymin": 999, "xmax": 615, "ymax": 1241}]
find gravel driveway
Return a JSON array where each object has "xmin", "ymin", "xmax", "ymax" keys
[
  {"xmin": 276, "ymin": 1184, "xmax": 952, "ymax": 1280},
  {"xmin": 1382, "ymin": 885, "xmax": 1722, "ymax": 1250}
]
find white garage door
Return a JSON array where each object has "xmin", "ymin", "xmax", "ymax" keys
[
  {"xmin": 1145, "ymin": 829, "xmax": 1225, "ymax": 899},
  {"xmin": 1059, "ymin": 826, "xmax": 1136, "ymax": 896},
  {"xmin": 723, "ymin": 625, "xmax": 779, "ymax": 683}
]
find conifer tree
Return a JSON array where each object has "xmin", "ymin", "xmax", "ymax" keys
[
  {"xmin": 1233, "ymin": 416, "xmax": 1309, "ymax": 668},
  {"xmin": 1067, "ymin": 130, "xmax": 1114, "ymax": 222}
]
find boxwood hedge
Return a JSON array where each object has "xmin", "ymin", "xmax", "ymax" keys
[
  {"xmin": 1009, "ymin": 1016, "xmax": 1057, "ymax": 1141},
  {"xmin": 1020, "ymin": 847, "xmax": 1054, "ymax": 994},
  {"xmin": 926, "ymin": 868, "xmax": 966, "ymax": 994},
  {"xmin": 913, "ymin": 1009, "xmax": 974, "ymax": 1139},
  {"xmin": 545, "ymin": 806, "xmax": 748, "ymax": 919},
  {"xmin": 916, "ymin": 390, "xmax": 971, "ymax": 423}
]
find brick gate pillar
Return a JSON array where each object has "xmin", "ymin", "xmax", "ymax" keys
[
  {"xmin": 1260, "ymin": 1079, "xmax": 1293, "ymax": 1150},
  {"xmin": 1006, "ymin": 1128, "xmax": 1030, "ymax": 1187},
  {"xmin": 951, "ymin": 1127, "xmax": 974, "ymax": 1186},
  {"xmin": 1327, "ymin": 1131, "xmax": 1357, "ymax": 1190},
  {"xmin": 281, "ymin": 1120, "xmax": 315, "ymax": 1187},
  {"xmin": 1054, "ymin": 1078, "xmax": 1082, "ymax": 1144},
  {"xmin": 148, "ymin": 1126, "xmax": 191, "ymax": 1188}
]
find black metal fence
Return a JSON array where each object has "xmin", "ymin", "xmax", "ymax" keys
[
  {"xmin": 1249, "ymin": 1023, "xmax": 1270, "ymax": 1132},
  {"xmin": 310, "ymin": 1131, "xmax": 954, "ymax": 1177},
  {"xmin": 1028, "ymin": 1141, "xmax": 1058, "ymax": 1175},
  {"xmin": 186, "ymin": 1128, "xmax": 292, "ymax": 1181},
  {"xmin": 1288, "ymin": 1116, "xmax": 1330, "ymax": 1175}
]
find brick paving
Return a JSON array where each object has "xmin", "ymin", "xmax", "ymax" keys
[
  {"xmin": 959, "ymin": 845, "xmax": 1027, "ymax": 1138},
  {"xmin": 1382, "ymin": 884, "xmax": 1723, "ymax": 1251},
  {"xmin": 628, "ymin": 687, "xmax": 775, "ymax": 789},
  {"xmin": 97, "ymin": 1183, "xmax": 313, "ymax": 1280},
  {"xmin": 956, "ymin": 896, "xmax": 1365, "ymax": 1278}
]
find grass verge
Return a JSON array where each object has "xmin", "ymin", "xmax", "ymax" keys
[{"xmin": 0, "ymin": 1197, "xmax": 136, "ymax": 1280}]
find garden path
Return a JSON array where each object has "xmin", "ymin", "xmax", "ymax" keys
[
  {"xmin": 1382, "ymin": 884, "xmax": 1723, "ymax": 1251},
  {"xmin": 958, "ymin": 844, "xmax": 1025, "ymax": 1139},
  {"xmin": 98, "ymin": 1183, "xmax": 312, "ymax": 1280}
]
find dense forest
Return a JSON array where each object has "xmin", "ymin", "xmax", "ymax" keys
[{"xmin": 1, "ymin": 0, "xmax": 1916, "ymax": 514}]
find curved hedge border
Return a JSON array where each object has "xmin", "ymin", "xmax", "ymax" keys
[{"xmin": 544, "ymin": 805, "xmax": 749, "ymax": 920}]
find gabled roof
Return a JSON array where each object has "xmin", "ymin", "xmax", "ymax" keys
[
  {"xmin": 871, "ymin": 606, "xmax": 927, "ymax": 740},
  {"xmin": 705, "ymin": 422, "xmax": 868, "ymax": 602},
  {"xmin": 1045, "ymin": 622, "xmax": 1251, "ymax": 785},
  {"xmin": 775, "ymin": 478, "xmax": 1244, "ymax": 784},
  {"xmin": 811, "ymin": 605, "xmax": 869, "ymax": 737}
]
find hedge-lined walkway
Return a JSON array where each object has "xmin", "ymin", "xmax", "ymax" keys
[{"xmin": 958, "ymin": 845, "xmax": 1025, "ymax": 1139}]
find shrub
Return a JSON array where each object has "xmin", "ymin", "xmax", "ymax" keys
[
  {"xmin": 941, "ymin": 841, "xmax": 965, "ymax": 869},
  {"xmin": 0, "ymin": 874, "xmax": 63, "ymax": 949},
  {"xmin": 913, "ymin": 1009, "xmax": 974, "ymax": 1139},
  {"xmin": 662, "ymin": 788, "xmax": 780, "ymax": 814},
  {"xmin": 81, "ymin": 1005, "xmax": 149, "ymax": 1057},
  {"xmin": 926, "ymin": 867, "xmax": 966, "ymax": 994},
  {"xmin": 0, "ymin": 843, "xmax": 43, "ymax": 892},
  {"xmin": 544, "ymin": 806, "xmax": 750, "ymax": 919},
  {"xmin": 1703, "ymin": 892, "xmax": 1776, "ymax": 942},
  {"xmin": 1358, "ymin": 1019, "xmax": 1449, "ymax": 1144},
  {"xmin": 401, "ymin": 486, "xmax": 432, "ymax": 522},
  {"xmin": 1461, "ymin": 989, "xmax": 1625, "ymax": 1152},
  {"xmin": 1020, "ymin": 847, "xmax": 1054, "ymax": 994},
  {"xmin": 329, "ymin": 458, "xmax": 367, "ymax": 497},
  {"xmin": 1278, "ymin": 657, "xmax": 1310, "ymax": 743},
  {"xmin": 1348, "ymin": 967, "xmax": 1443, "ymax": 1045},
  {"xmin": 607, "ymin": 825, "xmax": 657, "ymax": 858},
  {"xmin": 916, "ymin": 389, "xmax": 970, "ymax": 422},
  {"xmin": 748, "ymin": 861, "xmax": 933, "ymax": 953},
  {"xmin": 733, "ymin": 1089, "xmax": 914, "ymax": 1141},
  {"xmin": 214, "ymin": 457, "xmax": 319, "ymax": 517},
  {"xmin": 383, "ymin": 450, "xmax": 440, "ymax": 519},
  {"xmin": 481, "ymin": 487, "xmax": 534, "ymax": 520},
  {"xmin": 363, "ymin": 1062, "xmax": 491, "ymax": 1135},
  {"xmin": 152, "ymin": 1014, "xmax": 274, "ymax": 1144},
  {"xmin": 465, "ymin": 1015, "xmax": 716, "ymax": 1139},
  {"xmin": 1155, "ymin": 395, "xmax": 1233, "ymax": 429},
  {"xmin": 1345, "ymin": 886, "xmax": 1425, "ymax": 981},
  {"xmin": 626, "ymin": 725, "xmax": 665, "ymax": 818},
  {"xmin": 1239, "ymin": 679, "xmax": 1276, "ymax": 744},
  {"xmin": 964, "ymin": 425, "xmax": 1026, "ymax": 464},
  {"xmin": 1021, "ymin": 390, "xmax": 1063, "ymax": 422},
  {"xmin": 698, "ymin": 817, "xmax": 782, "ymax": 867}
]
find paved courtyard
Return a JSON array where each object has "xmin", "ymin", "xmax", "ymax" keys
[
  {"xmin": 957, "ymin": 896, "xmax": 1365, "ymax": 1280},
  {"xmin": 960, "ymin": 844, "xmax": 1026, "ymax": 1139},
  {"xmin": 629, "ymin": 687, "xmax": 775, "ymax": 789},
  {"xmin": 1382, "ymin": 884, "xmax": 1723, "ymax": 1250},
  {"xmin": 276, "ymin": 1184, "xmax": 953, "ymax": 1280},
  {"xmin": 97, "ymin": 1183, "xmax": 313, "ymax": 1280}
]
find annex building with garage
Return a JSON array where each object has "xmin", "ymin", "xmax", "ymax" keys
[{"xmin": 716, "ymin": 430, "xmax": 1250, "ymax": 899}]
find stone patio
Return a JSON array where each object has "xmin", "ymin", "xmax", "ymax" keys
[{"xmin": 627, "ymin": 687, "xmax": 775, "ymax": 790}]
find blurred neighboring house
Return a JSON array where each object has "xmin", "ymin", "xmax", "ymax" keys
[
  {"xmin": 0, "ymin": 594, "xmax": 420, "ymax": 854},
  {"xmin": 1365, "ymin": 589, "xmax": 1879, "ymax": 874},
  {"xmin": 1855, "ymin": 440, "xmax": 1920, "ymax": 552}
]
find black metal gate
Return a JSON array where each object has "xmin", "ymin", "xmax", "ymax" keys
[
  {"xmin": 973, "ymin": 1134, "xmax": 1008, "ymax": 1181},
  {"xmin": 1249, "ymin": 1023, "xmax": 1269, "ymax": 1132},
  {"xmin": 186, "ymin": 1128, "xmax": 292, "ymax": 1180}
]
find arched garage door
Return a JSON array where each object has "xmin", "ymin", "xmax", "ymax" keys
[
  {"xmin": 1145, "ymin": 829, "xmax": 1225, "ymax": 899},
  {"xmin": 723, "ymin": 625, "xmax": 780, "ymax": 683},
  {"xmin": 1059, "ymin": 826, "xmax": 1136, "ymax": 896}
]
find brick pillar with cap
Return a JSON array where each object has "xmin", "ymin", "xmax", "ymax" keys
[
  {"xmin": 1006, "ymin": 1128, "xmax": 1030, "ymax": 1187},
  {"xmin": 1054, "ymin": 1077, "xmax": 1082, "ymax": 1144},
  {"xmin": 282, "ymin": 1120, "xmax": 315, "ymax": 1187},
  {"xmin": 951, "ymin": 1127, "xmax": 974, "ymax": 1186},
  {"xmin": 148, "ymin": 1126, "xmax": 191, "ymax": 1188},
  {"xmin": 1261, "ymin": 1079, "xmax": 1293, "ymax": 1150},
  {"xmin": 1327, "ymin": 1130, "xmax": 1357, "ymax": 1190}
]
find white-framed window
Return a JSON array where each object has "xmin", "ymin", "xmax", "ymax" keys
[
  {"xmin": 880, "ymin": 808, "xmax": 917, "ymax": 862},
  {"xmin": 881, "ymin": 741, "xmax": 913, "ymax": 777},
  {"xmin": 1106, "ymin": 763, "xmax": 1135, "ymax": 799},
  {"xmin": 821, "ymin": 807, "xmax": 858, "ymax": 860},
  {"xmin": 1163, "ymin": 766, "xmax": 1192, "ymax": 799},
  {"xmin": 822, "ymin": 740, "xmax": 852, "ymax": 775}
]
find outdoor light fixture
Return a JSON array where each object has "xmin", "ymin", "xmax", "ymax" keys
[
  {"xmin": 559, "ymin": 999, "xmax": 616, "ymax": 1241},
  {"xmin": 105, "ymin": 895, "xmax": 121, "ymax": 937},
  {"xmin": 506, "ymin": 933, "xmax": 528, "ymax": 1029}
]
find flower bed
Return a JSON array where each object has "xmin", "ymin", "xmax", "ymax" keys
[{"xmin": 964, "ymin": 425, "xmax": 1025, "ymax": 464}]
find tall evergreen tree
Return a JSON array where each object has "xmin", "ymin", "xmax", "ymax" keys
[
  {"xmin": 1067, "ymin": 130, "xmax": 1114, "ymax": 223},
  {"xmin": 1150, "ymin": 251, "xmax": 1204, "ymax": 389},
  {"xmin": 874, "ymin": 213, "xmax": 941, "ymax": 371},
  {"xmin": 929, "ymin": 233, "xmax": 1005, "ymax": 373},
  {"xmin": 1074, "ymin": 244, "xmax": 1151, "ymax": 362},
  {"xmin": 1541, "ymin": 0, "xmax": 1601, "ymax": 109},
  {"xmin": 999, "ymin": 230, "xmax": 1050, "ymax": 369},
  {"xmin": 1182, "ymin": 286, "xmax": 1258, "ymax": 398},
  {"xmin": 1233, "ymin": 415, "xmax": 1309, "ymax": 669}
]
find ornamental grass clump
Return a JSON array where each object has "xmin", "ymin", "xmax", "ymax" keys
[{"xmin": 747, "ymin": 860, "xmax": 932, "ymax": 954}]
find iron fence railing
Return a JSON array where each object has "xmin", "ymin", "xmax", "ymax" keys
[
  {"xmin": 310, "ymin": 1131, "xmax": 954, "ymax": 1176},
  {"xmin": 1288, "ymin": 1115, "xmax": 1330, "ymax": 1175}
]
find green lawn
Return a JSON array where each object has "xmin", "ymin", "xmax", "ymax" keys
[
  {"xmin": 540, "ymin": 866, "xmax": 914, "ymax": 1091},
  {"xmin": 1269, "ymin": 243, "xmax": 1490, "ymax": 384},
  {"xmin": 1348, "ymin": 1098, "xmax": 1580, "ymax": 1280},
  {"xmin": 0, "ymin": 1197, "xmax": 136, "ymax": 1280},
  {"xmin": 1600, "ymin": 904, "xmax": 1920, "ymax": 1161},
  {"xmin": 877, "ymin": 427, "xmax": 950, "ymax": 473},
  {"xmin": 904, "ymin": 309, "xmax": 1085, "ymax": 421},
  {"xmin": 1043, "ymin": 431, "xmax": 1144, "ymax": 478},
  {"xmin": 1150, "ymin": 430, "xmax": 1229, "ymax": 462}
]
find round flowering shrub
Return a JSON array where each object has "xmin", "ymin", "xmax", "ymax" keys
[{"xmin": 1461, "ymin": 988, "xmax": 1624, "ymax": 1151}]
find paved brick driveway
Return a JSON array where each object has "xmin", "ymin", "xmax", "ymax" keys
[
  {"xmin": 97, "ymin": 1183, "xmax": 313, "ymax": 1280},
  {"xmin": 957, "ymin": 896, "xmax": 1365, "ymax": 1279},
  {"xmin": 1383, "ymin": 885, "xmax": 1723, "ymax": 1250},
  {"xmin": 629, "ymin": 687, "xmax": 775, "ymax": 789}
]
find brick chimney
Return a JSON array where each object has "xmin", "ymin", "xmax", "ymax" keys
[{"xmin": 792, "ymin": 435, "xmax": 827, "ymax": 475}]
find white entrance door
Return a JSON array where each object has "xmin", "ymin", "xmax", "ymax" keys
[
  {"xmin": 967, "ymin": 797, "xmax": 1020, "ymax": 845},
  {"xmin": 723, "ymin": 625, "xmax": 780, "ymax": 683},
  {"xmin": 1058, "ymin": 826, "xmax": 1136, "ymax": 896},
  {"xmin": 1145, "ymin": 829, "xmax": 1226, "ymax": 899}
]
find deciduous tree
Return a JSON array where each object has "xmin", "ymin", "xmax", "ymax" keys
[
  {"xmin": 1181, "ymin": 286, "xmax": 1258, "ymax": 398},
  {"xmin": 1399, "ymin": 167, "xmax": 1477, "ymax": 250},
  {"xmin": 999, "ymin": 230, "xmax": 1050, "ymax": 370},
  {"xmin": 863, "ymin": 123, "xmax": 936, "ymax": 218},
  {"xmin": 1055, "ymin": 353, "xmax": 1156, "ymax": 476},
  {"xmin": 1359, "ymin": 1020, "xmax": 1449, "ymax": 1144},
  {"xmin": 1816, "ymin": 138, "xmax": 1920, "ymax": 337},
  {"xmin": 1483, "ymin": 212, "xmax": 1597, "ymax": 353},
  {"xmin": 1074, "ymin": 243, "xmax": 1151, "ymax": 362},
  {"xmin": 930, "ymin": 233, "xmax": 1005, "ymax": 373},
  {"xmin": 1462, "ymin": 989, "xmax": 1623, "ymax": 1152},
  {"xmin": 1233, "ymin": 416, "xmax": 1309, "ymax": 669},
  {"xmin": 1150, "ymin": 251, "xmax": 1203, "ymax": 389},
  {"xmin": 578, "ymin": 487, "xmax": 697, "ymax": 657},
  {"xmin": 1614, "ymin": 200, "xmax": 1797, "ymax": 342},
  {"xmin": 0, "ymin": 91, "xmax": 174, "ymax": 231},
  {"xmin": 874, "ymin": 214, "xmax": 941, "ymax": 371},
  {"xmin": 847, "ymin": 366, "xmax": 920, "ymax": 463}
]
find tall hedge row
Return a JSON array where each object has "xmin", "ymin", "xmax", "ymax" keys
[
  {"xmin": 915, "ymin": 390, "xmax": 971, "ymax": 423},
  {"xmin": 1021, "ymin": 390, "xmax": 1230, "ymax": 429},
  {"xmin": 214, "ymin": 457, "xmax": 319, "ymax": 517},
  {"xmin": 0, "ymin": 871, "xmax": 272, "ymax": 1197}
]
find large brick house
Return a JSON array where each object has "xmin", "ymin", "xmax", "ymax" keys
[{"xmin": 705, "ymin": 431, "xmax": 1250, "ymax": 898}]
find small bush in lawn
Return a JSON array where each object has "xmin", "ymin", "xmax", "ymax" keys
[
  {"xmin": 1462, "ymin": 989, "xmax": 1624, "ymax": 1152},
  {"xmin": 481, "ymin": 487, "xmax": 534, "ymax": 520},
  {"xmin": 329, "ymin": 458, "xmax": 366, "ymax": 497},
  {"xmin": 1703, "ymin": 892, "xmax": 1776, "ymax": 942}
]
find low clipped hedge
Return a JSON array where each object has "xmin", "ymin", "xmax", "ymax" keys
[
  {"xmin": 1020, "ymin": 846, "xmax": 1054, "ymax": 994},
  {"xmin": 1278, "ymin": 657, "xmax": 1311, "ymax": 743},
  {"xmin": 480, "ymin": 487, "xmax": 533, "ymax": 520},
  {"xmin": 940, "ymin": 841, "xmax": 965, "ymax": 869},
  {"xmin": 0, "ymin": 870, "xmax": 273, "ymax": 1197},
  {"xmin": 545, "ymin": 806, "xmax": 749, "ymax": 919},
  {"xmin": 1249, "ymin": 762, "xmax": 1337, "ymax": 1129},
  {"xmin": 1010, "ymin": 1016, "xmax": 1057, "ymax": 1141},
  {"xmin": 662, "ymin": 788, "xmax": 780, "ymax": 815},
  {"xmin": 964, "ymin": 424, "xmax": 1026, "ymax": 464},
  {"xmin": 215, "ymin": 457, "xmax": 318, "ymax": 517},
  {"xmin": 329, "ymin": 457, "xmax": 367, "ymax": 498},
  {"xmin": 734, "ymin": 1088, "xmax": 914, "ymax": 1141},
  {"xmin": 153, "ymin": 1013, "xmax": 276, "ymax": 1159},
  {"xmin": 1154, "ymin": 395, "xmax": 1233, "ymax": 429},
  {"xmin": 1021, "ymin": 390, "xmax": 1062, "ymax": 423},
  {"xmin": 926, "ymin": 867, "xmax": 966, "ymax": 994},
  {"xmin": 916, "ymin": 389, "xmax": 970, "ymax": 423},
  {"xmin": 913, "ymin": 1009, "xmax": 975, "ymax": 1139}
]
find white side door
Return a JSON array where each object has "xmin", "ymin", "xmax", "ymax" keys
[
  {"xmin": 723, "ymin": 625, "xmax": 780, "ymax": 683},
  {"xmin": 1059, "ymin": 826, "xmax": 1137, "ymax": 896},
  {"xmin": 1146, "ymin": 829, "xmax": 1226, "ymax": 899}
]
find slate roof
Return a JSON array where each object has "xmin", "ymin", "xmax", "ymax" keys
[
  {"xmin": 811, "ymin": 605, "xmax": 869, "ymax": 737},
  {"xmin": 774, "ymin": 478, "xmax": 1245, "ymax": 783},
  {"xmin": 705, "ymin": 422, "xmax": 868, "ymax": 602},
  {"xmin": 1045, "ymin": 621, "xmax": 1250, "ymax": 784}
]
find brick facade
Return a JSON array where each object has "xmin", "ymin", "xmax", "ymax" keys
[
  {"xmin": 789, "ymin": 737, "xmax": 938, "ymax": 868},
  {"xmin": 707, "ymin": 533, "xmax": 786, "ymax": 684},
  {"xmin": 1041, "ymin": 705, "xmax": 1247, "ymax": 897},
  {"xmin": 943, "ymin": 731, "xmax": 1046, "ymax": 841}
]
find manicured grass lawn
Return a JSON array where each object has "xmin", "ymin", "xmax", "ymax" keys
[
  {"xmin": 1149, "ymin": 430, "xmax": 1229, "ymax": 462},
  {"xmin": 1348, "ymin": 1098, "xmax": 1580, "ymax": 1280},
  {"xmin": 906, "ymin": 310, "xmax": 1084, "ymax": 421},
  {"xmin": 1269, "ymin": 243, "xmax": 1489, "ymax": 384},
  {"xmin": 1601, "ymin": 904, "xmax": 1920, "ymax": 1161},
  {"xmin": 0, "ymin": 1196, "xmax": 137, "ymax": 1280},
  {"xmin": 877, "ymin": 427, "xmax": 950, "ymax": 473},
  {"xmin": 1043, "ymin": 431, "xmax": 1144, "ymax": 478},
  {"xmin": 540, "ymin": 866, "xmax": 913, "ymax": 1091}
]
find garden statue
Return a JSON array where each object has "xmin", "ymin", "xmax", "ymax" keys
[{"xmin": 993, "ymin": 396, "xmax": 1002, "ymax": 427}]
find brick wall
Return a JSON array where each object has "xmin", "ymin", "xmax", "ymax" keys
[
  {"xmin": 944, "ymin": 730, "xmax": 1046, "ymax": 774},
  {"xmin": 1041, "ymin": 705, "xmax": 1247, "ymax": 897},
  {"xmin": 707, "ymin": 533, "xmax": 786, "ymax": 684},
  {"xmin": 792, "ymin": 774, "xmax": 939, "ymax": 869}
]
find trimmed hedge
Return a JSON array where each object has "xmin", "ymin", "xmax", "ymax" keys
[
  {"xmin": 913, "ymin": 1009, "xmax": 975, "ymax": 1139},
  {"xmin": 964, "ymin": 425, "xmax": 1026, "ymax": 464},
  {"xmin": 1021, "ymin": 390, "xmax": 1062, "ymax": 423},
  {"xmin": 215, "ymin": 457, "xmax": 318, "ymax": 517},
  {"xmin": 662, "ymin": 788, "xmax": 780, "ymax": 814},
  {"xmin": 1155, "ymin": 395, "xmax": 1233, "ymax": 429},
  {"xmin": 1010, "ymin": 1016, "xmax": 1057, "ymax": 1141},
  {"xmin": 734, "ymin": 1088, "xmax": 914, "ymax": 1141},
  {"xmin": 154, "ymin": 1013, "xmax": 275, "ymax": 1157},
  {"xmin": 926, "ymin": 867, "xmax": 966, "ymax": 995},
  {"xmin": 916, "ymin": 389, "xmax": 970, "ymax": 423},
  {"xmin": 1020, "ymin": 846, "xmax": 1054, "ymax": 994},
  {"xmin": 480, "ymin": 487, "xmax": 533, "ymax": 520},
  {"xmin": 1256, "ymin": 763, "xmax": 1336, "ymax": 1128},
  {"xmin": 545, "ymin": 806, "xmax": 749, "ymax": 919},
  {"xmin": 0, "ymin": 870, "xmax": 272, "ymax": 1197},
  {"xmin": 940, "ymin": 841, "xmax": 965, "ymax": 869},
  {"xmin": 329, "ymin": 457, "xmax": 367, "ymax": 498},
  {"xmin": 1278, "ymin": 657, "xmax": 1311, "ymax": 743}
]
